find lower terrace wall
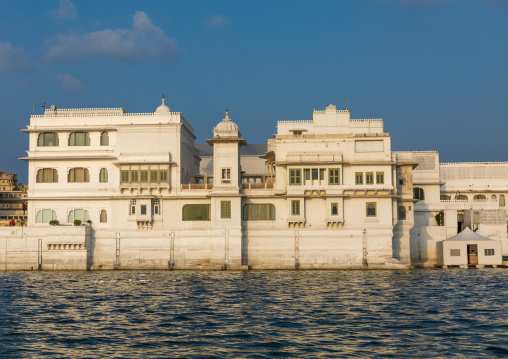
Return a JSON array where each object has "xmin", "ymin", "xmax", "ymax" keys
[{"xmin": 0, "ymin": 226, "xmax": 408, "ymax": 270}]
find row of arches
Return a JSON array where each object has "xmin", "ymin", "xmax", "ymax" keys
[
  {"xmin": 440, "ymin": 194, "xmax": 505, "ymax": 206},
  {"xmin": 36, "ymin": 168, "xmax": 108, "ymax": 183},
  {"xmin": 37, "ymin": 131, "xmax": 109, "ymax": 147}
]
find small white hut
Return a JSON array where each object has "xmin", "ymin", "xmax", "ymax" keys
[{"xmin": 436, "ymin": 228, "xmax": 503, "ymax": 268}]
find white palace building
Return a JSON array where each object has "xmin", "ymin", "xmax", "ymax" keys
[{"xmin": 0, "ymin": 98, "xmax": 506, "ymax": 270}]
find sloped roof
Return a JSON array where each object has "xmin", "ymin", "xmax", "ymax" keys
[{"xmin": 445, "ymin": 227, "xmax": 493, "ymax": 241}]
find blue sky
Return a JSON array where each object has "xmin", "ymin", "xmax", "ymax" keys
[{"xmin": 1, "ymin": 0, "xmax": 507, "ymax": 183}]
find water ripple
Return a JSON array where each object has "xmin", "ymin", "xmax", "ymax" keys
[{"xmin": 0, "ymin": 269, "xmax": 507, "ymax": 358}]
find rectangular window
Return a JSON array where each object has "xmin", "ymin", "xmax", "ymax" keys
[
  {"xmin": 243, "ymin": 204, "xmax": 276, "ymax": 221},
  {"xmin": 399, "ymin": 178, "xmax": 404, "ymax": 185},
  {"xmin": 366, "ymin": 202, "xmax": 376, "ymax": 217},
  {"xmin": 320, "ymin": 168, "xmax": 325, "ymax": 181},
  {"xmin": 140, "ymin": 170, "xmax": 148, "ymax": 183},
  {"xmin": 129, "ymin": 199, "xmax": 136, "ymax": 215},
  {"xmin": 140, "ymin": 205, "xmax": 147, "ymax": 215},
  {"xmin": 329, "ymin": 169, "xmax": 340, "ymax": 185},
  {"xmin": 121, "ymin": 170, "xmax": 129, "ymax": 183},
  {"xmin": 304, "ymin": 169, "xmax": 310, "ymax": 181},
  {"xmin": 150, "ymin": 170, "xmax": 158, "ymax": 182},
  {"xmin": 69, "ymin": 132, "xmax": 90, "ymax": 146},
  {"xmin": 289, "ymin": 169, "xmax": 301, "ymax": 185},
  {"xmin": 293, "ymin": 131, "xmax": 302, "ymax": 135},
  {"xmin": 182, "ymin": 204, "xmax": 211, "ymax": 221},
  {"xmin": 376, "ymin": 172, "xmax": 384, "ymax": 184},
  {"xmin": 222, "ymin": 168, "xmax": 231, "ymax": 180},
  {"xmin": 331, "ymin": 202, "xmax": 338, "ymax": 216},
  {"xmin": 291, "ymin": 200, "xmax": 300, "ymax": 216},
  {"xmin": 221, "ymin": 201, "xmax": 231, "ymax": 219},
  {"xmin": 366, "ymin": 172, "xmax": 374, "ymax": 185},
  {"xmin": 398, "ymin": 206, "xmax": 406, "ymax": 220},
  {"xmin": 100, "ymin": 210, "xmax": 107, "ymax": 223},
  {"xmin": 450, "ymin": 249, "xmax": 461, "ymax": 256},
  {"xmin": 355, "ymin": 172, "xmax": 363, "ymax": 185},
  {"xmin": 484, "ymin": 248, "xmax": 495, "ymax": 256},
  {"xmin": 36, "ymin": 209, "xmax": 57, "ymax": 223},
  {"xmin": 312, "ymin": 169, "xmax": 319, "ymax": 180},
  {"xmin": 159, "ymin": 170, "xmax": 168, "ymax": 182},
  {"xmin": 131, "ymin": 170, "xmax": 139, "ymax": 182},
  {"xmin": 152, "ymin": 199, "xmax": 160, "ymax": 215}
]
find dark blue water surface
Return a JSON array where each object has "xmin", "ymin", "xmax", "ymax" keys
[{"xmin": 1, "ymin": 269, "xmax": 508, "ymax": 358}]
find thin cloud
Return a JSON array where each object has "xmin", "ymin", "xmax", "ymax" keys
[
  {"xmin": 0, "ymin": 40, "xmax": 30, "ymax": 72},
  {"xmin": 203, "ymin": 14, "xmax": 231, "ymax": 28},
  {"xmin": 44, "ymin": 11, "xmax": 177, "ymax": 63},
  {"xmin": 56, "ymin": 73, "xmax": 84, "ymax": 90},
  {"xmin": 48, "ymin": 0, "xmax": 77, "ymax": 19}
]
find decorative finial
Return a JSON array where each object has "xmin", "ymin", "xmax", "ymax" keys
[
  {"xmin": 346, "ymin": 93, "xmax": 349, "ymax": 111},
  {"xmin": 225, "ymin": 108, "xmax": 229, "ymax": 120},
  {"xmin": 162, "ymin": 94, "xmax": 165, "ymax": 105}
]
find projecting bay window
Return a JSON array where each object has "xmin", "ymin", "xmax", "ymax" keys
[
  {"xmin": 366, "ymin": 202, "xmax": 377, "ymax": 217},
  {"xmin": 121, "ymin": 171, "xmax": 129, "ymax": 183},
  {"xmin": 182, "ymin": 204, "xmax": 211, "ymax": 221},
  {"xmin": 131, "ymin": 171, "xmax": 139, "ymax": 183},
  {"xmin": 355, "ymin": 172, "xmax": 363, "ymax": 185},
  {"xmin": 221, "ymin": 201, "xmax": 231, "ymax": 219},
  {"xmin": 68, "ymin": 132, "xmax": 90, "ymax": 146},
  {"xmin": 376, "ymin": 172, "xmax": 384, "ymax": 184},
  {"xmin": 291, "ymin": 200, "xmax": 300, "ymax": 216},
  {"xmin": 68, "ymin": 168, "xmax": 90, "ymax": 183},
  {"xmin": 36, "ymin": 168, "xmax": 58, "ymax": 183},
  {"xmin": 140, "ymin": 170, "xmax": 149, "ymax": 183},
  {"xmin": 289, "ymin": 169, "xmax": 301, "ymax": 185},
  {"xmin": 329, "ymin": 169, "xmax": 340, "ymax": 185},
  {"xmin": 35, "ymin": 209, "xmax": 57, "ymax": 223},
  {"xmin": 121, "ymin": 169, "xmax": 168, "ymax": 184},
  {"xmin": 243, "ymin": 204, "xmax": 276, "ymax": 221},
  {"xmin": 37, "ymin": 132, "xmax": 59, "ymax": 147},
  {"xmin": 159, "ymin": 170, "xmax": 168, "ymax": 182}
]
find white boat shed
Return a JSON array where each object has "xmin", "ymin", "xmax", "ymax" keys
[{"xmin": 437, "ymin": 228, "xmax": 503, "ymax": 268}]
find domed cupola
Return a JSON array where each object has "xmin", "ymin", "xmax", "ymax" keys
[
  {"xmin": 213, "ymin": 109, "xmax": 241, "ymax": 138},
  {"xmin": 155, "ymin": 94, "xmax": 170, "ymax": 114}
]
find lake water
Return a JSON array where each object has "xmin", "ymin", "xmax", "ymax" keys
[{"xmin": 1, "ymin": 269, "xmax": 507, "ymax": 358}]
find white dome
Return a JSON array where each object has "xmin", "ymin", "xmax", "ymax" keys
[
  {"xmin": 213, "ymin": 110, "xmax": 241, "ymax": 138},
  {"xmin": 155, "ymin": 96, "xmax": 170, "ymax": 113}
]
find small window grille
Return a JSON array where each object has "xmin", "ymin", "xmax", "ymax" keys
[{"xmin": 130, "ymin": 199, "xmax": 136, "ymax": 215}]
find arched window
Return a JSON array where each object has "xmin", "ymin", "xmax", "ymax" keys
[
  {"xmin": 413, "ymin": 187, "xmax": 425, "ymax": 201},
  {"xmin": 182, "ymin": 204, "xmax": 211, "ymax": 221},
  {"xmin": 68, "ymin": 209, "xmax": 89, "ymax": 223},
  {"xmin": 99, "ymin": 168, "xmax": 108, "ymax": 183},
  {"xmin": 440, "ymin": 195, "xmax": 450, "ymax": 200},
  {"xmin": 473, "ymin": 194, "xmax": 486, "ymax": 201},
  {"xmin": 455, "ymin": 195, "xmax": 468, "ymax": 201},
  {"xmin": 366, "ymin": 202, "xmax": 377, "ymax": 217},
  {"xmin": 36, "ymin": 209, "xmax": 57, "ymax": 223},
  {"xmin": 36, "ymin": 168, "xmax": 58, "ymax": 183},
  {"xmin": 500, "ymin": 195, "xmax": 505, "ymax": 207},
  {"xmin": 331, "ymin": 202, "xmax": 338, "ymax": 216},
  {"xmin": 68, "ymin": 168, "xmax": 90, "ymax": 182},
  {"xmin": 243, "ymin": 204, "xmax": 275, "ymax": 221},
  {"xmin": 68, "ymin": 132, "xmax": 90, "ymax": 146},
  {"xmin": 100, "ymin": 131, "xmax": 109, "ymax": 146},
  {"xmin": 100, "ymin": 210, "xmax": 107, "ymax": 223},
  {"xmin": 37, "ymin": 132, "xmax": 59, "ymax": 146},
  {"xmin": 492, "ymin": 195, "xmax": 497, "ymax": 200}
]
